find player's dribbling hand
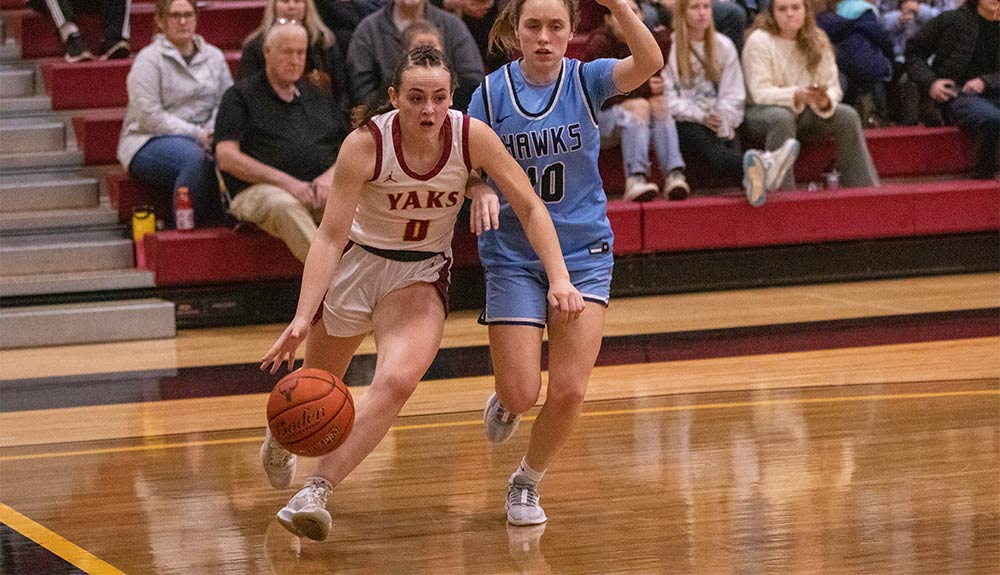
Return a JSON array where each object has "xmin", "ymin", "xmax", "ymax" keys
[
  {"xmin": 260, "ymin": 317, "xmax": 311, "ymax": 374},
  {"xmin": 469, "ymin": 181, "xmax": 500, "ymax": 236},
  {"xmin": 547, "ymin": 277, "xmax": 586, "ymax": 322}
]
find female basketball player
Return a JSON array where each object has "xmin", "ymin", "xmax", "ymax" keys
[
  {"xmin": 259, "ymin": 46, "xmax": 585, "ymax": 541},
  {"xmin": 466, "ymin": 0, "xmax": 662, "ymax": 526}
]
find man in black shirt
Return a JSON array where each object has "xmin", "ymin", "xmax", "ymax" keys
[
  {"xmin": 215, "ymin": 22, "xmax": 350, "ymax": 261},
  {"xmin": 906, "ymin": 0, "xmax": 1000, "ymax": 179}
]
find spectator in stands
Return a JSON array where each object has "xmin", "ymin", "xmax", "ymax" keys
[
  {"xmin": 584, "ymin": 0, "xmax": 691, "ymax": 200},
  {"xmin": 239, "ymin": 0, "xmax": 351, "ymax": 121},
  {"xmin": 906, "ymin": 0, "xmax": 1000, "ymax": 180},
  {"xmin": 315, "ymin": 0, "xmax": 382, "ymax": 60},
  {"xmin": 742, "ymin": 0, "xmax": 880, "ymax": 189},
  {"xmin": 346, "ymin": 0, "xmax": 484, "ymax": 111},
  {"xmin": 214, "ymin": 23, "xmax": 351, "ymax": 261},
  {"xmin": 666, "ymin": 0, "xmax": 801, "ymax": 205},
  {"xmin": 637, "ymin": 0, "xmax": 749, "ymax": 52},
  {"xmin": 814, "ymin": 0, "xmax": 895, "ymax": 125},
  {"xmin": 117, "ymin": 0, "xmax": 232, "ymax": 229},
  {"xmin": 881, "ymin": 0, "xmax": 936, "ymax": 124},
  {"xmin": 402, "ymin": 18, "xmax": 444, "ymax": 51},
  {"xmin": 434, "ymin": 0, "xmax": 507, "ymax": 71},
  {"xmin": 27, "ymin": 0, "xmax": 130, "ymax": 61}
]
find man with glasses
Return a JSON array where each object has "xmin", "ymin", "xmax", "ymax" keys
[{"xmin": 214, "ymin": 22, "xmax": 351, "ymax": 261}]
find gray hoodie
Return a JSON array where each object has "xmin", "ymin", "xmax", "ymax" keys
[
  {"xmin": 346, "ymin": 0, "xmax": 484, "ymax": 111},
  {"xmin": 118, "ymin": 34, "xmax": 234, "ymax": 168}
]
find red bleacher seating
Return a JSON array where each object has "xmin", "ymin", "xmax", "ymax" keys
[
  {"xmin": 133, "ymin": 179, "xmax": 997, "ymax": 286},
  {"xmin": 6, "ymin": 1, "xmax": 262, "ymax": 59},
  {"xmin": 142, "ymin": 227, "xmax": 303, "ymax": 286},
  {"xmin": 41, "ymin": 50, "xmax": 241, "ymax": 110},
  {"xmin": 72, "ymin": 108, "xmax": 124, "ymax": 165},
  {"xmin": 641, "ymin": 180, "xmax": 999, "ymax": 253}
]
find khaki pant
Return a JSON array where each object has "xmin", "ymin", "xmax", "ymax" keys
[{"xmin": 228, "ymin": 184, "xmax": 322, "ymax": 262}]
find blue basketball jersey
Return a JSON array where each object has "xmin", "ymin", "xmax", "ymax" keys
[{"xmin": 469, "ymin": 57, "xmax": 618, "ymax": 271}]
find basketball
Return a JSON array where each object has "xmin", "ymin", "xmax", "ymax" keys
[{"xmin": 267, "ymin": 368, "xmax": 355, "ymax": 457}]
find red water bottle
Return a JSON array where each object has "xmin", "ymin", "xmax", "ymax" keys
[{"xmin": 175, "ymin": 186, "xmax": 195, "ymax": 231}]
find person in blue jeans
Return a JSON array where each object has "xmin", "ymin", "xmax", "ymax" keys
[
  {"xmin": 117, "ymin": 0, "xmax": 233, "ymax": 228},
  {"xmin": 906, "ymin": 0, "xmax": 1000, "ymax": 180}
]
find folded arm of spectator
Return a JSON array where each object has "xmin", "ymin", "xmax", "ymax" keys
[{"xmin": 215, "ymin": 141, "xmax": 314, "ymax": 207}]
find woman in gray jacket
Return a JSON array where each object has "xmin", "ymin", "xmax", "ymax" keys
[{"xmin": 117, "ymin": 0, "xmax": 233, "ymax": 228}]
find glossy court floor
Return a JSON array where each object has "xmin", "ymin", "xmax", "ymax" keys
[{"xmin": 0, "ymin": 273, "xmax": 998, "ymax": 574}]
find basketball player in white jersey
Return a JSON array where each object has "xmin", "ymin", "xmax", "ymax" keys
[{"xmin": 258, "ymin": 46, "xmax": 586, "ymax": 541}]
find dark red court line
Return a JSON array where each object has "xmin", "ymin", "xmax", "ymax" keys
[{"xmin": 1, "ymin": 308, "xmax": 996, "ymax": 413}]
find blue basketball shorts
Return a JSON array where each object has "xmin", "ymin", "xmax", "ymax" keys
[{"xmin": 481, "ymin": 262, "xmax": 612, "ymax": 328}]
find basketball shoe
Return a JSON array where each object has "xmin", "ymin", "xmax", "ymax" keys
[
  {"xmin": 742, "ymin": 150, "xmax": 768, "ymax": 207},
  {"xmin": 761, "ymin": 138, "xmax": 801, "ymax": 192},
  {"xmin": 261, "ymin": 427, "xmax": 297, "ymax": 489},
  {"xmin": 506, "ymin": 474, "xmax": 547, "ymax": 525},
  {"xmin": 277, "ymin": 477, "xmax": 333, "ymax": 541},
  {"xmin": 484, "ymin": 392, "xmax": 521, "ymax": 443},
  {"xmin": 623, "ymin": 175, "xmax": 659, "ymax": 202}
]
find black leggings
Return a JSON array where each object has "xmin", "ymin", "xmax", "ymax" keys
[{"xmin": 676, "ymin": 122, "xmax": 742, "ymax": 186}]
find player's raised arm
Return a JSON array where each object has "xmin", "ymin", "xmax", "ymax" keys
[
  {"xmin": 467, "ymin": 118, "xmax": 585, "ymax": 320},
  {"xmin": 599, "ymin": 0, "xmax": 663, "ymax": 93},
  {"xmin": 260, "ymin": 128, "xmax": 375, "ymax": 373}
]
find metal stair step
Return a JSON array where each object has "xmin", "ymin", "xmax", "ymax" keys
[
  {"xmin": 0, "ymin": 67, "xmax": 34, "ymax": 98},
  {"xmin": 0, "ymin": 41, "xmax": 22, "ymax": 62},
  {"xmin": 0, "ymin": 206, "xmax": 118, "ymax": 232},
  {"xmin": 0, "ymin": 173, "xmax": 99, "ymax": 211},
  {"xmin": 0, "ymin": 95, "xmax": 53, "ymax": 116},
  {"xmin": 0, "ymin": 268, "xmax": 155, "ymax": 297},
  {"xmin": 0, "ymin": 298, "xmax": 176, "ymax": 348},
  {"xmin": 0, "ymin": 118, "xmax": 66, "ymax": 154},
  {"xmin": 0, "ymin": 147, "xmax": 82, "ymax": 170},
  {"xmin": 1, "ymin": 238, "xmax": 134, "ymax": 276}
]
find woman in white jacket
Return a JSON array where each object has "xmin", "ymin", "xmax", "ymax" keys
[
  {"xmin": 117, "ymin": 0, "xmax": 233, "ymax": 228},
  {"xmin": 741, "ymin": 0, "xmax": 879, "ymax": 190},
  {"xmin": 666, "ymin": 0, "xmax": 801, "ymax": 206}
]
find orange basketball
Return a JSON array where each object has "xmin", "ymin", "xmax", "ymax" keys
[{"xmin": 267, "ymin": 368, "xmax": 355, "ymax": 457}]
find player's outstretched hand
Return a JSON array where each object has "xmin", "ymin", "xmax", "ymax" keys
[
  {"xmin": 260, "ymin": 317, "xmax": 311, "ymax": 374},
  {"xmin": 470, "ymin": 181, "xmax": 500, "ymax": 236},
  {"xmin": 547, "ymin": 277, "xmax": 586, "ymax": 322}
]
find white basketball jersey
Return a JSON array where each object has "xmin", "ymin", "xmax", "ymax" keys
[{"xmin": 350, "ymin": 108, "xmax": 471, "ymax": 253}]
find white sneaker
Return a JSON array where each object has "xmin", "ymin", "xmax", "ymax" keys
[
  {"xmin": 484, "ymin": 392, "xmax": 521, "ymax": 444},
  {"xmin": 760, "ymin": 138, "xmax": 801, "ymax": 192},
  {"xmin": 663, "ymin": 169, "xmax": 690, "ymax": 201},
  {"xmin": 623, "ymin": 175, "xmax": 659, "ymax": 202},
  {"xmin": 277, "ymin": 477, "xmax": 333, "ymax": 541},
  {"xmin": 261, "ymin": 427, "xmax": 297, "ymax": 489},
  {"xmin": 506, "ymin": 475, "xmax": 547, "ymax": 525},
  {"xmin": 742, "ymin": 150, "xmax": 767, "ymax": 207}
]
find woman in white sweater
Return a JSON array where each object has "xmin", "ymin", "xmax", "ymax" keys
[
  {"xmin": 117, "ymin": 0, "xmax": 233, "ymax": 228},
  {"xmin": 666, "ymin": 0, "xmax": 800, "ymax": 205},
  {"xmin": 741, "ymin": 0, "xmax": 879, "ymax": 190}
]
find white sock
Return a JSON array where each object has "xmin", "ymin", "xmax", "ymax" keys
[{"xmin": 512, "ymin": 457, "xmax": 545, "ymax": 484}]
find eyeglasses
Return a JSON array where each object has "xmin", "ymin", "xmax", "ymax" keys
[
  {"xmin": 274, "ymin": 17, "xmax": 299, "ymax": 25},
  {"xmin": 166, "ymin": 11, "xmax": 196, "ymax": 21}
]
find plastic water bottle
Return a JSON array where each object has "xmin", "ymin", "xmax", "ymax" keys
[
  {"xmin": 175, "ymin": 186, "xmax": 195, "ymax": 231},
  {"xmin": 824, "ymin": 170, "xmax": 840, "ymax": 190}
]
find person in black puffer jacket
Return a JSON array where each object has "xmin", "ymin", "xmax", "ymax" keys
[{"xmin": 906, "ymin": 0, "xmax": 1000, "ymax": 179}]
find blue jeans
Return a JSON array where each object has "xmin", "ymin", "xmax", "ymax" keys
[
  {"xmin": 943, "ymin": 93, "xmax": 1000, "ymax": 179},
  {"xmin": 598, "ymin": 104, "xmax": 685, "ymax": 179},
  {"xmin": 128, "ymin": 135, "xmax": 224, "ymax": 227}
]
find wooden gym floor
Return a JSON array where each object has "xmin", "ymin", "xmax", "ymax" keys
[{"xmin": 0, "ymin": 273, "xmax": 997, "ymax": 574}]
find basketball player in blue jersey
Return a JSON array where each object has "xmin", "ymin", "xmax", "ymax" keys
[
  {"xmin": 467, "ymin": 0, "xmax": 663, "ymax": 527},
  {"xmin": 258, "ymin": 47, "xmax": 585, "ymax": 541}
]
